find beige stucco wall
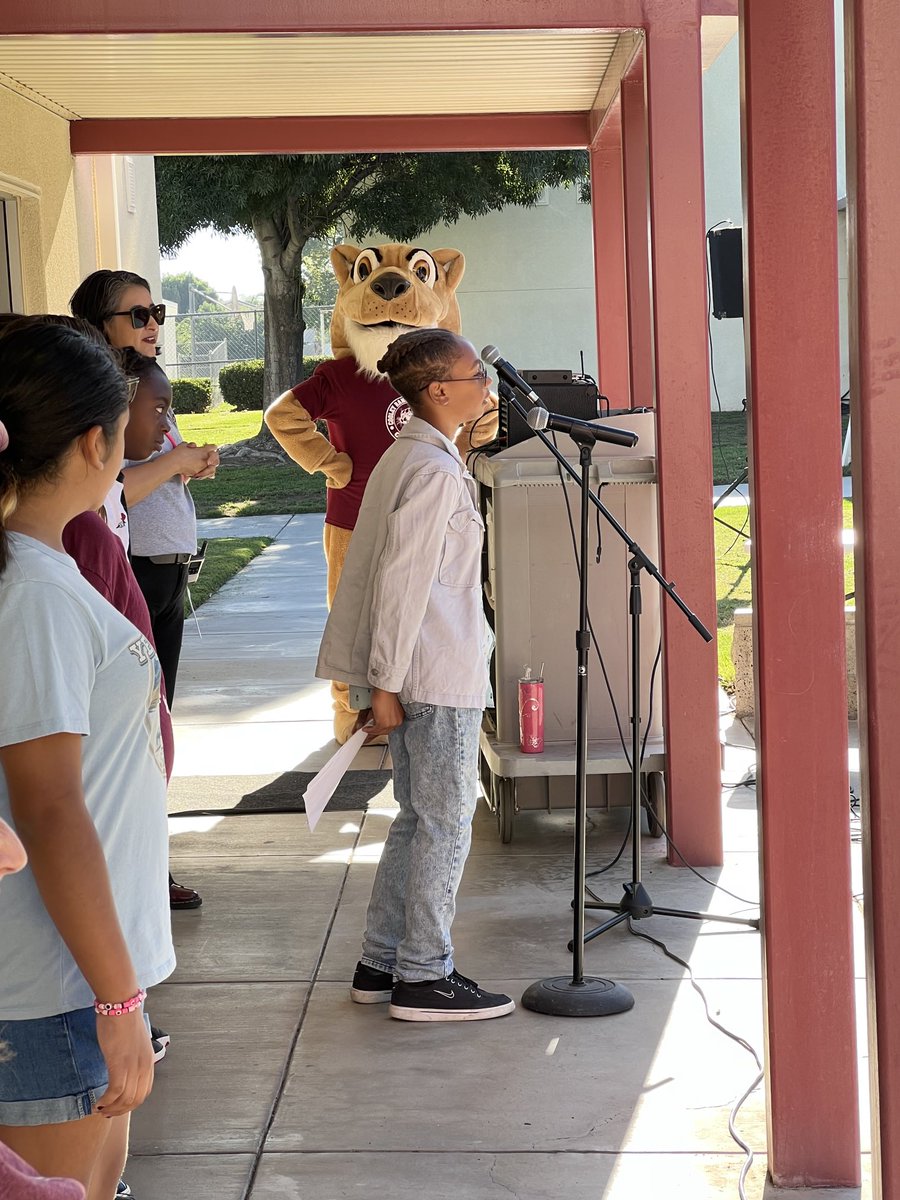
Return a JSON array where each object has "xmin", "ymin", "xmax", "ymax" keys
[
  {"xmin": 0, "ymin": 87, "xmax": 80, "ymax": 313},
  {"xmin": 74, "ymin": 154, "xmax": 163, "ymax": 299},
  {"xmin": 411, "ymin": 185, "xmax": 598, "ymax": 382}
]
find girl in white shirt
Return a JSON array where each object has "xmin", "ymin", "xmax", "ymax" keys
[{"xmin": 0, "ymin": 322, "xmax": 174, "ymax": 1199}]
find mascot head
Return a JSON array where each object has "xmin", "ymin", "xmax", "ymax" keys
[{"xmin": 329, "ymin": 243, "xmax": 465, "ymax": 377}]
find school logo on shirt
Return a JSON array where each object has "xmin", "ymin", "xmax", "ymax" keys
[
  {"xmin": 385, "ymin": 396, "xmax": 412, "ymax": 439},
  {"xmin": 128, "ymin": 635, "xmax": 155, "ymax": 667}
]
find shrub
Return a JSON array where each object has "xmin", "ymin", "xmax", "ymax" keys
[
  {"xmin": 218, "ymin": 357, "xmax": 331, "ymax": 411},
  {"xmin": 171, "ymin": 377, "xmax": 213, "ymax": 414},
  {"xmin": 219, "ymin": 359, "xmax": 264, "ymax": 411}
]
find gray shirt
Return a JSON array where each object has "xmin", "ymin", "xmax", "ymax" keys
[
  {"xmin": 317, "ymin": 417, "xmax": 488, "ymax": 710},
  {"xmin": 124, "ymin": 411, "xmax": 197, "ymax": 556},
  {"xmin": 0, "ymin": 534, "xmax": 175, "ymax": 1018}
]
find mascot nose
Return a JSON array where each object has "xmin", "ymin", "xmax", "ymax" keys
[{"xmin": 370, "ymin": 273, "xmax": 411, "ymax": 301}]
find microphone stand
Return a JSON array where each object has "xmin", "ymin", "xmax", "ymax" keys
[{"xmin": 488, "ymin": 384, "xmax": 758, "ymax": 1021}]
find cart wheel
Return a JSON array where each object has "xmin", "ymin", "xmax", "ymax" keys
[
  {"xmin": 645, "ymin": 772, "xmax": 666, "ymax": 838},
  {"xmin": 496, "ymin": 777, "xmax": 515, "ymax": 844}
]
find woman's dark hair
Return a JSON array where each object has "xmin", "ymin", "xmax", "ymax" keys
[
  {"xmin": 376, "ymin": 328, "xmax": 465, "ymax": 406},
  {"xmin": 70, "ymin": 269, "xmax": 151, "ymax": 334},
  {"xmin": 0, "ymin": 321, "xmax": 128, "ymax": 573}
]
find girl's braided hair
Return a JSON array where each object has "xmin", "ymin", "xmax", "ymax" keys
[{"xmin": 376, "ymin": 328, "xmax": 465, "ymax": 406}]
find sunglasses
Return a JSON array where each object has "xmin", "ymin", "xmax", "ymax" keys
[{"xmin": 109, "ymin": 303, "xmax": 166, "ymax": 329}]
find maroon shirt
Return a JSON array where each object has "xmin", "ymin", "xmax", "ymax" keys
[
  {"xmin": 62, "ymin": 512, "xmax": 175, "ymax": 781},
  {"xmin": 291, "ymin": 356, "xmax": 410, "ymax": 531}
]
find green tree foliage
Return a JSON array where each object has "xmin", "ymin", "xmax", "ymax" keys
[
  {"xmin": 155, "ymin": 151, "xmax": 588, "ymax": 435},
  {"xmin": 161, "ymin": 271, "xmax": 219, "ymax": 312}
]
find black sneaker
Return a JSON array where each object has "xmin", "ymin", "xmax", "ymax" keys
[
  {"xmin": 116, "ymin": 1181, "xmax": 134, "ymax": 1199},
  {"xmin": 150, "ymin": 1024, "xmax": 170, "ymax": 1063},
  {"xmin": 350, "ymin": 961, "xmax": 394, "ymax": 1004},
  {"xmin": 389, "ymin": 971, "xmax": 515, "ymax": 1022}
]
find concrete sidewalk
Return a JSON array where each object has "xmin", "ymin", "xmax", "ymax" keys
[{"xmin": 124, "ymin": 513, "xmax": 869, "ymax": 1200}]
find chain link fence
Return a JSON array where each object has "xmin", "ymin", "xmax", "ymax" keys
[{"xmin": 165, "ymin": 306, "xmax": 333, "ymax": 393}]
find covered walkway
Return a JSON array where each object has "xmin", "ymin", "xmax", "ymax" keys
[{"xmin": 120, "ymin": 514, "xmax": 866, "ymax": 1199}]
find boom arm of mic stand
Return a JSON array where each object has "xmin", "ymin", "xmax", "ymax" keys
[{"xmin": 499, "ymin": 383, "xmax": 712, "ymax": 644}]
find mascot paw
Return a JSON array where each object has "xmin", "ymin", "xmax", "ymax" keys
[
  {"xmin": 325, "ymin": 452, "xmax": 353, "ymax": 489},
  {"xmin": 334, "ymin": 710, "xmax": 363, "ymax": 745}
]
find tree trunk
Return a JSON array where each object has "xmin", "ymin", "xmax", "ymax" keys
[
  {"xmin": 241, "ymin": 217, "xmax": 308, "ymax": 452},
  {"xmin": 261, "ymin": 260, "xmax": 307, "ymax": 412}
]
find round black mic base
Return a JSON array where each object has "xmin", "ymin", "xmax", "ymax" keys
[{"xmin": 521, "ymin": 976, "xmax": 635, "ymax": 1017}]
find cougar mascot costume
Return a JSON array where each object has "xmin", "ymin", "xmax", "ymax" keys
[{"xmin": 266, "ymin": 242, "xmax": 469, "ymax": 742}]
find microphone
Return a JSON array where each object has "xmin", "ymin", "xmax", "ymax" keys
[
  {"xmin": 482, "ymin": 345, "xmax": 546, "ymax": 409},
  {"xmin": 526, "ymin": 406, "xmax": 639, "ymax": 448}
]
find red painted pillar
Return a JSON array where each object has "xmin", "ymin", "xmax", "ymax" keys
[
  {"xmin": 590, "ymin": 113, "xmax": 631, "ymax": 406},
  {"xmin": 645, "ymin": 4, "xmax": 721, "ymax": 865},
  {"xmin": 845, "ymin": 1, "xmax": 900, "ymax": 1195},
  {"xmin": 620, "ymin": 62, "xmax": 655, "ymax": 409},
  {"xmin": 740, "ymin": 0, "xmax": 859, "ymax": 1185}
]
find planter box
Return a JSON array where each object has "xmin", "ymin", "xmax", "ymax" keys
[{"xmin": 730, "ymin": 606, "xmax": 857, "ymax": 719}]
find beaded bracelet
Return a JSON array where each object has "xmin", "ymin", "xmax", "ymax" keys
[{"xmin": 94, "ymin": 988, "xmax": 146, "ymax": 1017}]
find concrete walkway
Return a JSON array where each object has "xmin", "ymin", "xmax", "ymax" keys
[{"xmin": 124, "ymin": 514, "xmax": 869, "ymax": 1199}]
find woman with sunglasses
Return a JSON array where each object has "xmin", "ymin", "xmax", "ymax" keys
[
  {"xmin": 70, "ymin": 270, "xmax": 164, "ymax": 360},
  {"xmin": 0, "ymin": 322, "xmax": 174, "ymax": 1198},
  {"xmin": 70, "ymin": 270, "xmax": 218, "ymax": 705},
  {"xmin": 71, "ymin": 272, "xmax": 215, "ymax": 917}
]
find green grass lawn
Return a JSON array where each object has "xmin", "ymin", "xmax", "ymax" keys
[
  {"xmin": 190, "ymin": 466, "xmax": 325, "ymax": 519},
  {"xmin": 710, "ymin": 410, "xmax": 850, "ymax": 485},
  {"xmin": 185, "ymin": 536, "xmax": 272, "ymax": 613},
  {"xmin": 180, "ymin": 407, "xmax": 326, "ymax": 518},
  {"xmin": 179, "ymin": 406, "xmax": 261, "ymax": 448},
  {"xmin": 715, "ymin": 500, "xmax": 854, "ymax": 689}
]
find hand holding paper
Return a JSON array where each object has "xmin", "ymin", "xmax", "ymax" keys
[{"xmin": 302, "ymin": 727, "xmax": 369, "ymax": 832}]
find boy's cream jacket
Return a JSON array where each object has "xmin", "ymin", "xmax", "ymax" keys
[{"xmin": 316, "ymin": 417, "xmax": 488, "ymax": 711}]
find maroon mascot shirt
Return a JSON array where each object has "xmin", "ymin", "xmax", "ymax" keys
[{"xmin": 291, "ymin": 357, "xmax": 411, "ymax": 531}]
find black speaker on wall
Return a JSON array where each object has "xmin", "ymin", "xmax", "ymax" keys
[{"xmin": 707, "ymin": 226, "xmax": 744, "ymax": 319}]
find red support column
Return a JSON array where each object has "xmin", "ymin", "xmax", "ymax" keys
[
  {"xmin": 644, "ymin": 5, "xmax": 721, "ymax": 865},
  {"xmin": 845, "ymin": 1, "xmax": 900, "ymax": 1195},
  {"xmin": 620, "ymin": 62, "xmax": 655, "ymax": 409},
  {"xmin": 740, "ymin": 0, "xmax": 859, "ymax": 1185},
  {"xmin": 590, "ymin": 115, "xmax": 631, "ymax": 406}
]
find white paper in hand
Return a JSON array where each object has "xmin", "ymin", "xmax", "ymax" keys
[{"xmin": 302, "ymin": 728, "xmax": 369, "ymax": 832}]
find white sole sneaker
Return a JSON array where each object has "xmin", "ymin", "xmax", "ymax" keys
[
  {"xmin": 389, "ymin": 998, "xmax": 516, "ymax": 1022},
  {"xmin": 350, "ymin": 986, "xmax": 393, "ymax": 1004}
]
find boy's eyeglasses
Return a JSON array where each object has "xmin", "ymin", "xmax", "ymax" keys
[
  {"xmin": 109, "ymin": 303, "xmax": 166, "ymax": 329},
  {"xmin": 434, "ymin": 363, "xmax": 490, "ymax": 386}
]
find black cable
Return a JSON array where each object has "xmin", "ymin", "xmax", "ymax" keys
[
  {"xmin": 625, "ymin": 917, "xmax": 763, "ymax": 1200},
  {"xmin": 534, "ymin": 385, "xmax": 760, "ymax": 909},
  {"xmin": 551, "ymin": 436, "xmax": 758, "ymax": 906}
]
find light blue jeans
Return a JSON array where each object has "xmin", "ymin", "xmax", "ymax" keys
[{"xmin": 361, "ymin": 701, "xmax": 482, "ymax": 983}]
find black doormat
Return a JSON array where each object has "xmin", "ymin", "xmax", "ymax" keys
[{"xmin": 168, "ymin": 770, "xmax": 395, "ymax": 816}]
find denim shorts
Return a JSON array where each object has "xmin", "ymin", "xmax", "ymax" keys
[{"xmin": 0, "ymin": 1006, "xmax": 109, "ymax": 1126}]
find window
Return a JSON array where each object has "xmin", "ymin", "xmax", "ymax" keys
[{"xmin": 0, "ymin": 196, "xmax": 24, "ymax": 314}]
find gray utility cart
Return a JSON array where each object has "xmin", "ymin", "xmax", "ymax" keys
[{"xmin": 472, "ymin": 411, "xmax": 666, "ymax": 842}]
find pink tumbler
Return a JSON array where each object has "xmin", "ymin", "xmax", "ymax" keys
[{"xmin": 518, "ymin": 668, "xmax": 544, "ymax": 753}]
